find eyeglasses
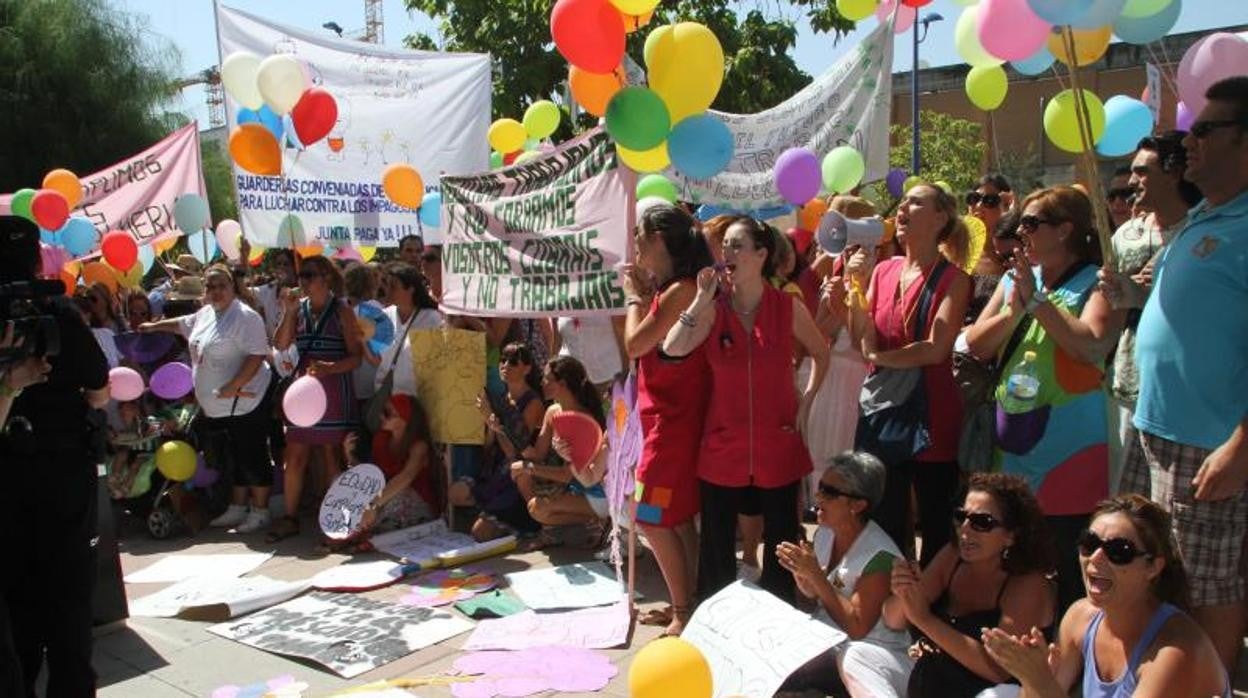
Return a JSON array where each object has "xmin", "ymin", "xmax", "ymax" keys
[
  {"xmin": 816, "ymin": 482, "xmax": 860, "ymax": 500},
  {"xmin": 1077, "ymin": 529, "xmax": 1153, "ymax": 565},
  {"xmin": 1189, "ymin": 119, "xmax": 1246, "ymax": 139},
  {"xmin": 297, "ymin": 270, "xmax": 322, "ymax": 280},
  {"xmin": 953, "ymin": 508, "xmax": 1003, "ymax": 532},
  {"xmin": 1106, "ymin": 187, "xmax": 1136, "ymax": 202},
  {"xmin": 1018, "ymin": 214, "xmax": 1058, "ymax": 232},
  {"xmin": 966, "ymin": 192, "xmax": 1002, "ymax": 208}
]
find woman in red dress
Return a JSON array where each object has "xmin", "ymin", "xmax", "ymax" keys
[{"xmin": 622, "ymin": 203, "xmax": 714, "ymax": 635}]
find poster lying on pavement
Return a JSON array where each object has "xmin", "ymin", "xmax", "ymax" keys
[{"xmin": 208, "ymin": 591, "xmax": 473, "ymax": 678}]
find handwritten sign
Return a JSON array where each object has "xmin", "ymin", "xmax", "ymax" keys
[
  {"xmin": 461, "ymin": 598, "xmax": 630, "ymax": 651},
  {"xmin": 409, "ymin": 328, "xmax": 486, "ymax": 445},
  {"xmin": 130, "ymin": 576, "xmax": 311, "ymax": 620},
  {"xmin": 503, "ymin": 562, "xmax": 627, "ymax": 611},
  {"xmin": 319, "ymin": 463, "xmax": 385, "ymax": 539}
]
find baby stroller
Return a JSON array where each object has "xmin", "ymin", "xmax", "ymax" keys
[{"xmin": 108, "ymin": 402, "xmax": 208, "ymax": 539}]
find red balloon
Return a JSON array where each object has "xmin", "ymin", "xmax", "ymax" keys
[
  {"xmin": 30, "ymin": 189, "xmax": 70, "ymax": 231},
  {"xmin": 101, "ymin": 231, "xmax": 138, "ymax": 271},
  {"xmin": 503, "ymin": 150, "xmax": 521, "ymax": 165},
  {"xmin": 900, "ymin": 0, "xmax": 932, "ymax": 6},
  {"xmin": 290, "ymin": 87, "xmax": 338, "ymax": 146},
  {"xmin": 551, "ymin": 0, "xmax": 626, "ymax": 73}
]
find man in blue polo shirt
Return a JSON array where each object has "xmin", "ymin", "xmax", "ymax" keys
[{"xmin": 1124, "ymin": 76, "xmax": 1248, "ymax": 673}]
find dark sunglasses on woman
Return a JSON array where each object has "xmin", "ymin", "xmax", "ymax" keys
[
  {"xmin": 966, "ymin": 191, "xmax": 1002, "ymax": 208},
  {"xmin": 1076, "ymin": 529, "xmax": 1154, "ymax": 565},
  {"xmin": 816, "ymin": 482, "xmax": 861, "ymax": 500},
  {"xmin": 953, "ymin": 508, "xmax": 1003, "ymax": 532}
]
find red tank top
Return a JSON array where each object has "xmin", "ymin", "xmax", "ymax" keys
[
  {"xmin": 372, "ymin": 429, "xmax": 442, "ymax": 517},
  {"xmin": 698, "ymin": 285, "xmax": 812, "ymax": 488}
]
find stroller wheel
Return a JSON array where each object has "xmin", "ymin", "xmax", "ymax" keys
[{"xmin": 148, "ymin": 509, "xmax": 176, "ymax": 539}]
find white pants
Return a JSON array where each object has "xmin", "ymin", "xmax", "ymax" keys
[{"xmin": 837, "ymin": 641, "xmax": 913, "ymax": 698}]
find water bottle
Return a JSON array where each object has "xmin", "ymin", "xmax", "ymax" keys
[{"xmin": 1002, "ymin": 351, "xmax": 1040, "ymax": 412}]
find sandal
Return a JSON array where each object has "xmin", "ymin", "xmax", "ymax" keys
[
  {"xmin": 265, "ymin": 516, "xmax": 300, "ymax": 543},
  {"xmin": 517, "ymin": 528, "xmax": 560, "ymax": 553},
  {"xmin": 581, "ymin": 519, "xmax": 609, "ymax": 550},
  {"xmin": 638, "ymin": 606, "xmax": 674, "ymax": 626},
  {"xmin": 658, "ymin": 605, "xmax": 693, "ymax": 638}
]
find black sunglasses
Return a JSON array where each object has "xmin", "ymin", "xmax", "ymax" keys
[
  {"xmin": 816, "ymin": 482, "xmax": 860, "ymax": 500},
  {"xmin": 966, "ymin": 192, "xmax": 1002, "ymax": 208},
  {"xmin": 1189, "ymin": 119, "xmax": 1245, "ymax": 139},
  {"xmin": 1018, "ymin": 214, "xmax": 1058, "ymax": 232},
  {"xmin": 1077, "ymin": 529, "xmax": 1153, "ymax": 565},
  {"xmin": 953, "ymin": 508, "xmax": 1003, "ymax": 532}
]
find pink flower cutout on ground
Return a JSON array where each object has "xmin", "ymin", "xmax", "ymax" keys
[
  {"xmin": 211, "ymin": 674, "xmax": 308, "ymax": 698},
  {"xmin": 400, "ymin": 568, "xmax": 497, "ymax": 608},
  {"xmin": 451, "ymin": 646, "xmax": 617, "ymax": 698}
]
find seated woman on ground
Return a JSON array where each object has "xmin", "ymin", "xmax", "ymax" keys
[
  {"xmin": 509, "ymin": 355, "xmax": 610, "ymax": 551},
  {"xmin": 982, "ymin": 494, "xmax": 1230, "ymax": 698}
]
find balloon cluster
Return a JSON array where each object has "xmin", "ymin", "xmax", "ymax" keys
[
  {"xmin": 220, "ymin": 51, "xmax": 340, "ymax": 176},
  {"xmin": 488, "ymin": 100, "xmax": 563, "ymax": 167}
]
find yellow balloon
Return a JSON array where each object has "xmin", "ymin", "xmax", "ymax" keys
[
  {"xmin": 954, "ymin": 7, "xmax": 1003, "ymax": 68},
  {"xmin": 617, "ymin": 142, "xmax": 670, "ymax": 173},
  {"xmin": 836, "ymin": 0, "xmax": 877, "ymax": 22},
  {"xmin": 643, "ymin": 24, "xmax": 673, "ymax": 71},
  {"xmin": 1048, "ymin": 26, "xmax": 1111, "ymax": 67},
  {"xmin": 629, "ymin": 637, "xmax": 712, "ymax": 698},
  {"xmin": 962, "ymin": 215, "xmax": 987, "ymax": 275},
  {"xmin": 646, "ymin": 23, "xmax": 725, "ymax": 123},
  {"xmin": 609, "ymin": 0, "xmax": 659, "ymax": 14},
  {"xmin": 120, "ymin": 260, "xmax": 145, "ymax": 289},
  {"xmin": 156, "ymin": 440, "xmax": 198, "ymax": 482},
  {"xmin": 488, "ymin": 118, "xmax": 527, "ymax": 155},
  {"xmin": 965, "ymin": 65, "xmax": 1007, "ymax": 111},
  {"xmin": 359, "ymin": 245, "xmax": 377, "ymax": 263},
  {"xmin": 1044, "ymin": 89, "xmax": 1106, "ymax": 153}
]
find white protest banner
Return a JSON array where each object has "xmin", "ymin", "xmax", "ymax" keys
[
  {"xmin": 129, "ymin": 575, "xmax": 311, "ymax": 620},
  {"xmin": 682, "ymin": 580, "xmax": 846, "ymax": 698},
  {"xmin": 215, "ymin": 4, "xmax": 491, "ymax": 248},
  {"xmin": 209, "ymin": 592, "xmax": 473, "ymax": 678},
  {"xmin": 0, "ymin": 123, "xmax": 205, "ymax": 246},
  {"xmin": 440, "ymin": 129, "xmax": 635, "ymax": 318},
  {"xmin": 319, "ymin": 463, "xmax": 385, "ymax": 539},
  {"xmin": 669, "ymin": 23, "xmax": 894, "ymax": 211}
]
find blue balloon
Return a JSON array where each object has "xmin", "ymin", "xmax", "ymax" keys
[
  {"xmin": 237, "ymin": 105, "xmax": 285, "ymax": 143},
  {"xmin": 1113, "ymin": 0, "xmax": 1180, "ymax": 44},
  {"xmin": 668, "ymin": 114, "xmax": 735, "ymax": 181},
  {"xmin": 186, "ymin": 229, "xmax": 218, "ymax": 265},
  {"xmin": 1096, "ymin": 96, "xmax": 1155, "ymax": 157},
  {"xmin": 61, "ymin": 217, "xmax": 100, "ymax": 257},
  {"xmin": 419, "ymin": 192, "xmax": 442, "ymax": 229},
  {"xmin": 1027, "ymin": 0, "xmax": 1093, "ymax": 25},
  {"xmin": 40, "ymin": 227, "xmax": 60, "ymax": 246},
  {"xmin": 1073, "ymin": 0, "xmax": 1127, "ymax": 29},
  {"xmin": 138, "ymin": 244, "xmax": 155, "ymax": 274},
  {"xmin": 1012, "ymin": 46, "xmax": 1056, "ymax": 76}
]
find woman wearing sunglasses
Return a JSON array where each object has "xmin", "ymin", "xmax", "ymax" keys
[
  {"xmin": 885, "ymin": 473, "xmax": 1056, "ymax": 698},
  {"xmin": 777, "ymin": 451, "xmax": 911, "ymax": 697},
  {"xmin": 966, "ymin": 186, "xmax": 1125, "ymax": 614},
  {"xmin": 983, "ymin": 494, "xmax": 1230, "ymax": 698}
]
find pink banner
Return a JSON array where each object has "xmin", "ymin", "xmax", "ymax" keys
[{"xmin": 2, "ymin": 122, "xmax": 206, "ymax": 246}]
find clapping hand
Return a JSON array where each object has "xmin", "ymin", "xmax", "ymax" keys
[
  {"xmin": 981, "ymin": 626, "xmax": 1055, "ymax": 687},
  {"xmin": 890, "ymin": 559, "xmax": 930, "ymax": 623}
]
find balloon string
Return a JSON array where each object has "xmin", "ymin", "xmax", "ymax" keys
[
  {"xmin": 1061, "ymin": 26, "xmax": 1116, "ymax": 269},
  {"xmin": 1143, "ymin": 42, "xmax": 1181, "ymax": 105}
]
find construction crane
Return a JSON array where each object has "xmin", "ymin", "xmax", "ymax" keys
[
  {"xmin": 173, "ymin": 67, "xmax": 225, "ymax": 128},
  {"xmin": 324, "ymin": 0, "xmax": 385, "ymax": 44}
]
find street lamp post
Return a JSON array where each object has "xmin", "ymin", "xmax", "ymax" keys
[{"xmin": 911, "ymin": 12, "xmax": 944, "ymax": 176}]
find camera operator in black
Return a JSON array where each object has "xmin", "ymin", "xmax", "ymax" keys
[{"xmin": 0, "ymin": 215, "xmax": 109, "ymax": 696}]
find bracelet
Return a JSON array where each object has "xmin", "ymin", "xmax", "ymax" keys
[
  {"xmin": 625, "ymin": 296, "xmax": 646, "ymax": 308},
  {"xmin": 678, "ymin": 311, "xmax": 697, "ymax": 328}
]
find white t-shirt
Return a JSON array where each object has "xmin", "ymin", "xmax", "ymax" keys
[
  {"xmin": 91, "ymin": 327, "xmax": 120, "ymax": 369},
  {"xmin": 374, "ymin": 306, "xmax": 443, "ymax": 397},
  {"xmin": 556, "ymin": 316, "xmax": 622, "ymax": 384},
  {"xmin": 179, "ymin": 299, "xmax": 273, "ymax": 418},
  {"xmin": 249, "ymin": 283, "xmax": 285, "ymax": 341},
  {"xmin": 813, "ymin": 520, "xmax": 910, "ymax": 650}
]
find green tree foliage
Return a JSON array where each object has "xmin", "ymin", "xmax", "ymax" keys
[
  {"xmin": 892, "ymin": 111, "xmax": 987, "ymax": 197},
  {"xmin": 201, "ymin": 141, "xmax": 238, "ymax": 224},
  {"xmin": 0, "ymin": 0, "xmax": 184, "ymax": 191},
  {"xmin": 787, "ymin": 0, "xmax": 856, "ymax": 35}
]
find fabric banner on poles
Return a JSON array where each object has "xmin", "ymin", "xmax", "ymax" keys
[
  {"xmin": 0, "ymin": 123, "xmax": 205, "ymax": 246},
  {"xmin": 215, "ymin": 4, "xmax": 491, "ymax": 247},
  {"xmin": 670, "ymin": 23, "xmax": 894, "ymax": 211},
  {"xmin": 439, "ymin": 129, "xmax": 635, "ymax": 318}
]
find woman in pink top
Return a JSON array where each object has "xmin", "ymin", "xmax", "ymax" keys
[
  {"xmin": 665, "ymin": 215, "xmax": 829, "ymax": 604},
  {"xmin": 847, "ymin": 183, "xmax": 972, "ymax": 566}
]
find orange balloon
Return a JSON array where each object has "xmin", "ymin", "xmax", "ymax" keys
[
  {"xmin": 1048, "ymin": 26, "xmax": 1111, "ymax": 67},
  {"xmin": 82, "ymin": 261, "xmax": 119, "ymax": 294},
  {"xmin": 382, "ymin": 163, "xmax": 424, "ymax": 209},
  {"xmin": 622, "ymin": 10, "xmax": 654, "ymax": 33},
  {"xmin": 153, "ymin": 235, "xmax": 178, "ymax": 254},
  {"xmin": 59, "ymin": 267, "xmax": 78, "ymax": 295},
  {"xmin": 229, "ymin": 123, "xmax": 282, "ymax": 176},
  {"xmin": 42, "ymin": 168, "xmax": 83, "ymax": 209},
  {"xmin": 570, "ymin": 65, "xmax": 626, "ymax": 118},
  {"xmin": 295, "ymin": 243, "xmax": 324, "ymax": 258},
  {"xmin": 798, "ymin": 198, "xmax": 829, "ymax": 231}
]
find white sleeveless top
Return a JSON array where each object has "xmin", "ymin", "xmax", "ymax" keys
[
  {"xmin": 556, "ymin": 316, "xmax": 622, "ymax": 384},
  {"xmin": 813, "ymin": 520, "xmax": 910, "ymax": 649}
]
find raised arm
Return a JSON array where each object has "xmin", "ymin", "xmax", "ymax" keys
[
  {"xmin": 661, "ymin": 267, "xmax": 718, "ymax": 358},
  {"xmin": 1007, "ymin": 256, "xmax": 1124, "ymax": 365},
  {"xmin": 965, "ymin": 279, "xmax": 1023, "ymax": 361},
  {"xmin": 623, "ymin": 269, "xmax": 697, "ymax": 359}
]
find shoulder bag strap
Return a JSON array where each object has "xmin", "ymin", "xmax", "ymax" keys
[
  {"xmin": 381, "ymin": 310, "xmax": 419, "ymax": 380},
  {"xmin": 912, "ymin": 259, "xmax": 951, "ymax": 343}
]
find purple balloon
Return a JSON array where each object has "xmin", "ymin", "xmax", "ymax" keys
[
  {"xmin": 191, "ymin": 453, "xmax": 220, "ymax": 488},
  {"xmin": 773, "ymin": 147, "xmax": 822, "ymax": 205},
  {"xmin": 1175, "ymin": 101, "xmax": 1194, "ymax": 132},
  {"xmin": 885, "ymin": 168, "xmax": 908, "ymax": 198},
  {"xmin": 151, "ymin": 362, "xmax": 193, "ymax": 400}
]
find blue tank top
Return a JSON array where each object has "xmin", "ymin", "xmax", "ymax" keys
[{"xmin": 1081, "ymin": 603, "xmax": 1231, "ymax": 698}]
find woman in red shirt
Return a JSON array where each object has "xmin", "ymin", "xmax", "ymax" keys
[{"xmin": 665, "ymin": 215, "xmax": 829, "ymax": 604}]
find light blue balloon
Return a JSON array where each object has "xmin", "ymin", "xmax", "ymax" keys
[
  {"xmin": 1113, "ymin": 0, "xmax": 1180, "ymax": 44},
  {"xmin": 1027, "ymin": 0, "xmax": 1094, "ymax": 25},
  {"xmin": 186, "ymin": 229, "xmax": 218, "ymax": 265},
  {"xmin": 1096, "ymin": 95, "xmax": 1155, "ymax": 156},
  {"xmin": 237, "ymin": 105, "xmax": 285, "ymax": 143},
  {"xmin": 419, "ymin": 192, "xmax": 442, "ymax": 229},
  {"xmin": 173, "ymin": 194, "xmax": 210, "ymax": 234},
  {"xmin": 1012, "ymin": 46, "xmax": 1057, "ymax": 76},
  {"xmin": 278, "ymin": 214, "xmax": 306, "ymax": 245},
  {"xmin": 40, "ymin": 228, "xmax": 59, "ymax": 246},
  {"xmin": 138, "ymin": 244, "xmax": 155, "ymax": 273},
  {"xmin": 1073, "ymin": 0, "xmax": 1127, "ymax": 28},
  {"xmin": 668, "ymin": 114, "xmax": 735, "ymax": 181},
  {"xmin": 61, "ymin": 217, "xmax": 99, "ymax": 257}
]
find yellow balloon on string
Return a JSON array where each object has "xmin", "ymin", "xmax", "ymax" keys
[{"xmin": 617, "ymin": 142, "xmax": 671, "ymax": 173}]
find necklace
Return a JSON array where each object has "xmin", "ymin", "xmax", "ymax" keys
[{"xmin": 732, "ymin": 295, "xmax": 760, "ymax": 316}]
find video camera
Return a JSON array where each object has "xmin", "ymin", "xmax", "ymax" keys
[{"xmin": 0, "ymin": 279, "xmax": 63, "ymax": 370}]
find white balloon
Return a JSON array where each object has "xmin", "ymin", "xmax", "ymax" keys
[
  {"xmin": 220, "ymin": 52, "xmax": 264, "ymax": 110},
  {"xmin": 256, "ymin": 54, "xmax": 307, "ymax": 115},
  {"xmin": 215, "ymin": 219, "xmax": 243, "ymax": 261}
]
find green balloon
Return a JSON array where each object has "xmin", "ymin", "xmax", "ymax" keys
[
  {"xmin": 490, "ymin": 151, "xmax": 504, "ymax": 169},
  {"xmin": 606, "ymin": 87, "xmax": 671, "ymax": 152},
  {"xmin": 1121, "ymin": 0, "xmax": 1172, "ymax": 18},
  {"xmin": 821, "ymin": 146, "xmax": 866, "ymax": 195},
  {"xmin": 10, "ymin": 188, "xmax": 36, "ymax": 222},
  {"xmin": 637, "ymin": 174, "xmax": 678, "ymax": 203},
  {"xmin": 523, "ymin": 100, "xmax": 561, "ymax": 140},
  {"xmin": 902, "ymin": 175, "xmax": 923, "ymax": 194}
]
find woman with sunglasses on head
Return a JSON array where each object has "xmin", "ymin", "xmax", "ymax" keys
[
  {"xmin": 268, "ymin": 255, "xmax": 363, "ymax": 542},
  {"xmin": 665, "ymin": 214, "xmax": 830, "ymax": 604},
  {"xmin": 965, "ymin": 186, "xmax": 1125, "ymax": 613},
  {"xmin": 885, "ymin": 473, "xmax": 1056, "ymax": 698},
  {"xmin": 375, "ymin": 262, "xmax": 443, "ymax": 400},
  {"xmin": 777, "ymin": 451, "xmax": 912, "ymax": 697},
  {"xmin": 982, "ymin": 494, "xmax": 1230, "ymax": 698}
]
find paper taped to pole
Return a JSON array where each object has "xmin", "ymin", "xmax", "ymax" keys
[{"xmin": 409, "ymin": 328, "xmax": 486, "ymax": 444}]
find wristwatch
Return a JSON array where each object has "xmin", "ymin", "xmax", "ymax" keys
[{"xmin": 1025, "ymin": 289, "xmax": 1050, "ymax": 313}]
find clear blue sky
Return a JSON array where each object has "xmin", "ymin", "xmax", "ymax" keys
[{"xmin": 122, "ymin": 0, "xmax": 1248, "ymax": 127}]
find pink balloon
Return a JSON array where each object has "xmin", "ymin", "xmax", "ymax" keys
[
  {"xmin": 215, "ymin": 219, "xmax": 243, "ymax": 261},
  {"xmin": 283, "ymin": 375, "xmax": 327, "ymax": 427},
  {"xmin": 109, "ymin": 366, "xmax": 145, "ymax": 402},
  {"xmin": 39, "ymin": 243, "xmax": 67, "ymax": 280},
  {"xmin": 875, "ymin": 0, "xmax": 916, "ymax": 34},
  {"xmin": 333, "ymin": 246, "xmax": 363, "ymax": 262},
  {"xmin": 1177, "ymin": 33, "xmax": 1248, "ymax": 115},
  {"xmin": 1176, "ymin": 101, "xmax": 1194, "ymax": 132},
  {"xmin": 978, "ymin": 0, "xmax": 1051, "ymax": 62}
]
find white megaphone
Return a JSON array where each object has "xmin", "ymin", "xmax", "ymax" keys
[{"xmin": 815, "ymin": 210, "xmax": 885, "ymax": 254}]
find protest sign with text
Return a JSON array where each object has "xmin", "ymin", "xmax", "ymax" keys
[{"xmin": 439, "ymin": 129, "xmax": 635, "ymax": 318}]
